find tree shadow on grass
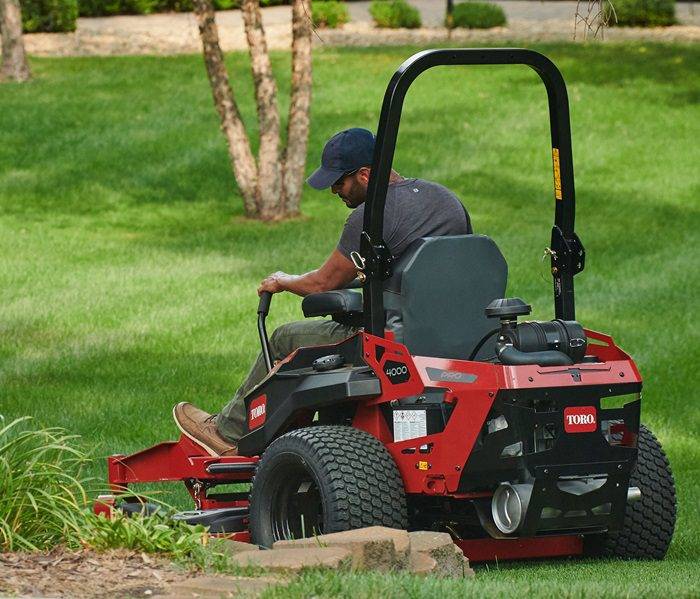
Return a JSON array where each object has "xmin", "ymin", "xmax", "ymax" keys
[{"xmin": 2, "ymin": 348, "xmax": 249, "ymax": 452}]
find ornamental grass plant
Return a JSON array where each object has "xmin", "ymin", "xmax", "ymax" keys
[
  {"xmin": 0, "ymin": 417, "xmax": 89, "ymax": 551},
  {"xmin": 0, "ymin": 416, "xmax": 224, "ymax": 568}
]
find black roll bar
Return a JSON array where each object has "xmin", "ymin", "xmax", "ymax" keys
[{"xmin": 360, "ymin": 48, "xmax": 585, "ymax": 337}]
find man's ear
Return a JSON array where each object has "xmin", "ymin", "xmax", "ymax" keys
[{"xmin": 358, "ymin": 167, "xmax": 371, "ymax": 184}]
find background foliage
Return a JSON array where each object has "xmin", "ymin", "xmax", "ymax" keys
[
  {"xmin": 448, "ymin": 1, "xmax": 506, "ymax": 29},
  {"xmin": 607, "ymin": 0, "xmax": 677, "ymax": 27},
  {"xmin": 369, "ymin": 0, "xmax": 421, "ymax": 28},
  {"xmin": 77, "ymin": 0, "xmax": 280, "ymax": 17},
  {"xmin": 21, "ymin": 0, "xmax": 78, "ymax": 33},
  {"xmin": 312, "ymin": 0, "xmax": 349, "ymax": 28}
]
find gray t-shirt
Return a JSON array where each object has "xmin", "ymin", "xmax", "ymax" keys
[{"xmin": 337, "ymin": 178, "xmax": 471, "ymax": 259}]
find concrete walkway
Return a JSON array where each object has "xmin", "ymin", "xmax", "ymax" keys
[{"xmin": 24, "ymin": 1, "xmax": 700, "ymax": 56}]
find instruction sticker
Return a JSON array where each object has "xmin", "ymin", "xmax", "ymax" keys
[
  {"xmin": 552, "ymin": 148, "xmax": 563, "ymax": 200},
  {"xmin": 393, "ymin": 410, "xmax": 427, "ymax": 442}
]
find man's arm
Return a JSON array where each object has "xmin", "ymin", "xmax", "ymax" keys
[{"xmin": 258, "ymin": 249, "xmax": 357, "ymax": 297}]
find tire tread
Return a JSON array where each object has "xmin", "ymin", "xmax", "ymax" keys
[
  {"xmin": 592, "ymin": 424, "xmax": 676, "ymax": 559},
  {"xmin": 250, "ymin": 426, "xmax": 407, "ymax": 546}
]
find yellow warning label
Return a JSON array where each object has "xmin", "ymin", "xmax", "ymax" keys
[
  {"xmin": 417, "ymin": 461, "xmax": 429, "ymax": 471},
  {"xmin": 552, "ymin": 148, "xmax": 562, "ymax": 201}
]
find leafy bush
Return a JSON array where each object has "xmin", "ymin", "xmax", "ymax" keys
[
  {"xmin": 312, "ymin": 0, "xmax": 349, "ymax": 28},
  {"xmin": 448, "ymin": 1, "xmax": 506, "ymax": 29},
  {"xmin": 21, "ymin": 0, "xmax": 78, "ymax": 33},
  {"xmin": 369, "ymin": 0, "xmax": 421, "ymax": 29},
  {"xmin": 606, "ymin": 0, "xmax": 676, "ymax": 26}
]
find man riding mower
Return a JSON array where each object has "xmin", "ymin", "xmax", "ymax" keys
[{"xmin": 97, "ymin": 48, "xmax": 676, "ymax": 563}]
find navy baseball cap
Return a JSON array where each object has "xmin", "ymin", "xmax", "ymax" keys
[{"xmin": 307, "ymin": 128, "xmax": 375, "ymax": 190}]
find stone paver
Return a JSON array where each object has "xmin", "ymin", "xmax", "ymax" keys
[
  {"xmin": 21, "ymin": 0, "xmax": 700, "ymax": 57},
  {"xmin": 408, "ymin": 550, "xmax": 439, "ymax": 576},
  {"xmin": 230, "ymin": 546, "xmax": 353, "ymax": 572},
  {"xmin": 165, "ymin": 574, "xmax": 287, "ymax": 598},
  {"xmin": 211, "ymin": 538, "xmax": 261, "ymax": 557},
  {"xmin": 273, "ymin": 526, "xmax": 410, "ymax": 571},
  {"xmin": 408, "ymin": 531, "xmax": 474, "ymax": 578}
]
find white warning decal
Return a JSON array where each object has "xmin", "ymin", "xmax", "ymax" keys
[{"xmin": 393, "ymin": 410, "xmax": 427, "ymax": 442}]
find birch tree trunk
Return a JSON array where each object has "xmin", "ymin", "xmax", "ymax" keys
[
  {"xmin": 193, "ymin": 0, "xmax": 258, "ymax": 215},
  {"xmin": 194, "ymin": 0, "xmax": 313, "ymax": 220},
  {"xmin": 1, "ymin": 0, "xmax": 31, "ymax": 82},
  {"xmin": 281, "ymin": 0, "xmax": 313, "ymax": 217},
  {"xmin": 241, "ymin": 0, "xmax": 281, "ymax": 220}
]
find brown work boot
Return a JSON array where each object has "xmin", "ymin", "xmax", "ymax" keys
[{"xmin": 173, "ymin": 402, "xmax": 238, "ymax": 457}]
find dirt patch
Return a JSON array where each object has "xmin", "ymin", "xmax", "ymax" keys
[{"xmin": 0, "ymin": 548, "xmax": 196, "ymax": 598}]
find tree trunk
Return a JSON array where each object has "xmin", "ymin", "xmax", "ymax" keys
[
  {"xmin": 281, "ymin": 0, "xmax": 312, "ymax": 217},
  {"xmin": 1, "ymin": 0, "xmax": 31, "ymax": 82},
  {"xmin": 194, "ymin": 0, "xmax": 313, "ymax": 220},
  {"xmin": 193, "ymin": 0, "xmax": 259, "ymax": 216},
  {"xmin": 241, "ymin": 0, "xmax": 282, "ymax": 220}
]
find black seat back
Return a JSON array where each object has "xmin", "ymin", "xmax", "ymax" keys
[{"xmin": 384, "ymin": 235, "xmax": 508, "ymax": 360}]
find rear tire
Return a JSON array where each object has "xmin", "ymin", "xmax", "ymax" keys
[
  {"xmin": 586, "ymin": 424, "xmax": 676, "ymax": 559},
  {"xmin": 249, "ymin": 426, "xmax": 407, "ymax": 548}
]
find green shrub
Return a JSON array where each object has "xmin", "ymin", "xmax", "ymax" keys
[
  {"xmin": 312, "ymin": 0, "xmax": 349, "ymax": 28},
  {"xmin": 606, "ymin": 0, "xmax": 676, "ymax": 26},
  {"xmin": 448, "ymin": 1, "xmax": 506, "ymax": 29},
  {"xmin": 79, "ymin": 0, "xmax": 160, "ymax": 16},
  {"xmin": 78, "ymin": 0, "xmax": 271, "ymax": 17},
  {"xmin": 369, "ymin": 0, "xmax": 421, "ymax": 29},
  {"xmin": 21, "ymin": 0, "xmax": 78, "ymax": 32}
]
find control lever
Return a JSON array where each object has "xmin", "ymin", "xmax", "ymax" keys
[{"xmin": 257, "ymin": 291, "xmax": 273, "ymax": 372}]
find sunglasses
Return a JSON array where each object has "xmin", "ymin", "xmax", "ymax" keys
[{"xmin": 333, "ymin": 168, "xmax": 360, "ymax": 187}]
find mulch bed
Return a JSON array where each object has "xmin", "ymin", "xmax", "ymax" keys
[{"xmin": 0, "ymin": 548, "xmax": 193, "ymax": 598}]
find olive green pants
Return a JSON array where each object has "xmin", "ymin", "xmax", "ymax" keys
[{"xmin": 216, "ymin": 319, "xmax": 358, "ymax": 443}]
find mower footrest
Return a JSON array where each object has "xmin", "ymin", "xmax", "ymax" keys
[
  {"xmin": 206, "ymin": 462, "xmax": 257, "ymax": 474},
  {"xmin": 173, "ymin": 507, "xmax": 249, "ymax": 533}
]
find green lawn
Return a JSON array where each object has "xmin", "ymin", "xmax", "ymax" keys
[{"xmin": 1, "ymin": 43, "xmax": 699, "ymax": 596}]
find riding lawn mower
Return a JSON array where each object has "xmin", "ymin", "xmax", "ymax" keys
[{"xmin": 95, "ymin": 49, "xmax": 677, "ymax": 562}]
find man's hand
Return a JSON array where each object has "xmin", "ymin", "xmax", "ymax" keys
[
  {"xmin": 258, "ymin": 271, "xmax": 292, "ymax": 295},
  {"xmin": 257, "ymin": 250, "xmax": 357, "ymax": 297}
]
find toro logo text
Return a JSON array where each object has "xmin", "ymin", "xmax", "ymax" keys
[
  {"xmin": 248, "ymin": 395, "xmax": 267, "ymax": 429},
  {"xmin": 563, "ymin": 406, "xmax": 597, "ymax": 433}
]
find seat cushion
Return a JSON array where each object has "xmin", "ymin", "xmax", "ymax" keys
[{"xmin": 302, "ymin": 290, "xmax": 363, "ymax": 318}]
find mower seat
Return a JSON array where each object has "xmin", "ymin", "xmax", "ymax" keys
[
  {"xmin": 301, "ymin": 289, "xmax": 363, "ymax": 327},
  {"xmin": 385, "ymin": 235, "xmax": 508, "ymax": 361}
]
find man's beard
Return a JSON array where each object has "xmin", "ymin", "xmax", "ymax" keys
[{"xmin": 342, "ymin": 181, "xmax": 366, "ymax": 208}]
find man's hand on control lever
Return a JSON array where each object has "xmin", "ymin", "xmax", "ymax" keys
[
  {"xmin": 256, "ymin": 250, "xmax": 358, "ymax": 298},
  {"xmin": 258, "ymin": 272, "xmax": 291, "ymax": 295}
]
